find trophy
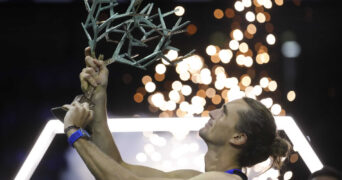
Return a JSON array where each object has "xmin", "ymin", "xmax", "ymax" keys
[{"xmin": 51, "ymin": 0, "xmax": 195, "ymax": 121}]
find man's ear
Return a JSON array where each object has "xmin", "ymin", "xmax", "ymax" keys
[{"xmin": 229, "ymin": 133, "xmax": 247, "ymax": 146}]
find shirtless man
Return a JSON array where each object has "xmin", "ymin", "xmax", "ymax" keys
[{"xmin": 62, "ymin": 50, "xmax": 290, "ymax": 180}]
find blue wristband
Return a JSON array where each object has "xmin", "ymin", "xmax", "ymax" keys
[{"xmin": 68, "ymin": 128, "xmax": 90, "ymax": 147}]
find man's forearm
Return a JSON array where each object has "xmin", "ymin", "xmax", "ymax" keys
[
  {"xmin": 68, "ymin": 129, "xmax": 139, "ymax": 180},
  {"xmin": 89, "ymin": 88, "xmax": 123, "ymax": 163}
]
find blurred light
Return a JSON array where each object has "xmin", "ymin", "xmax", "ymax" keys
[
  {"xmin": 181, "ymin": 85, "xmax": 192, "ymax": 96},
  {"xmin": 156, "ymin": 63, "xmax": 167, "ymax": 74},
  {"xmin": 154, "ymin": 73, "xmax": 165, "ymax": 82},
  {"xmin": 134, "ymin": 93, "xmax": 144, "ymax": 103},
  {"xmin": 260, "ymin": 77, "xmax": 269, "ymax": 88},
  {"xmin": 171, "ymin": 129, "xmax": 189, "ymax": 140},
  {"xmin": 214, "ymin": 80, "xmax": 225, "ymax": 90},
  {"xmin": 264, "ymin": 0, "xmax": 273, "ymax": 9},
  {"xmin": 236, "ymin": 54, "xmax": 245, "ymax": 66},
  {"xmin": 242, "ymin": 0, "xmax": 252, "ymax": 7},
  {"xmin": 196, "ymin": 89, "xmax": 206, "ymax": 98},
  {"xmin": 174, "ymin": 6, "xmax": 185, "ymax": 16},
  {"xmin": 166, "ymin": 101, "xmax": 177, "ymax": 111},
  {"xmin": 244, "ymin": 56, "xmax": 253, "ymax": 67},
  {"xmin": 206, "ymin": 88, "xmax": 216, "ymax": 98},
  {"xmin": 232, "ymin": 29, "xmax": 243, "ymax": 41},
  {"xmin": 256, "ymin": 12, "xmax": 266, "ymax": 23},
  {"xmin": 186, "ymin": 24, "xmax": 198, "ymax": 35},
  {"xmin": 260, "ymin": 97, "xmax": 273, "ymax": 108},
  {"xmin": 225, "ymin": 77, "xmax": 239, "ymax": 88},
  {"xmin": 234, "ymin": 1, "xmax": 245, "ymax": 12},
  {"xmin": 266, "ymin": 34, "xmax": 276, "ymax": 45},
  {"xmin": 206, "ymin": 45, "xmax": 217, "ymax": 56},
  {"xmin": 144, "ymin": 143, "xmax": 155, "ymax": 154},
  {"xmin": 212, "ymin": 95, "xmax": 222, "ymax": 105},
  {"xmin": 268, "ymin": 80, "xmax": 277, "ymax": 91},
  {"xmin": 151, "ymin": 152, "xmax": 162, "ymax": 162},
  {"xmin": 275, "ymin": 0, "xmax": 284, "ymax": 6},
  {"xmin": 271, "ymin": 104, "xmax": 281, "ymax": 115},
  {"xmin": 219, "ymin": 49, "xmax": 233, "ymax": 63},
  {"xmin": 239, "ymin": 42, "xmax": 249, "ymax": 53},
  {"xmin": 256, "ymin": 52, "xmax": 270, "ymax": 64},
  {"xmin": 247, "ymin": 24, "xmax": 257, "ymax": 34},
  {"xmin": 225, "ymin": 8, "xmax": 235, "ymax": 18},
  {"xmin": 282, "ymin": 41, "xmax": 301, "ymax": 58},
  {"xmin": 245, "ymin": 11, "xmax": 256, "ymax": 22},
  {"xmin": 162, "ymin": 50, "xmax": 179, "ymax": 65},
  {"xmin": 229, "ymin": 40, "xmax": 239, "ymax": 50},
  {"xmin": 241, "ymin": 75, "xmax": 252, "ymax": 87},
  {"xmin": 253, "ymin": 85, "xmax": 262, "ymax": 96},
  {"xmin": 187, "ymin": 55, "xmax": 203, "ymax": 73},
  {"xmin": 151, "ymin": 92, "xmax": 164, "ymax": 107},
  {"xmin": 244, "ymin": 86, "xmax": 255, "ymax": 98},
  {"xmin": 214, "ymin": 9, "xmax": 224, "ymax": 19},
  {"xmin": 172, "ymin": 81, "xmax": 183, "ymax": 91},
  {"xmin": 136, "ymin": 152, "xmax": 147, "ymax": 162},
  {"xmin": 214, "ymin": 66, "xmax": 225, "ymax": 75},
  {"xmin": 191, "ymin": 96, "xmax": 206, "ymax": 107},
  {"xmin": 145, "ymin": 82, "xmax": 156, "ymax": 93},
  {"xmin": 179, "ymin": 101, "xmax": 190, "ymax": 112},
  {"xmin": 287, "ymin": 90, "xmax": 296, "ymax": 102},
  {"xmin": 200, "ymin": 68, "xmax": 212, "ymax": 85},
  {"xmin": 180, "ymin": 71, "xmax": 190, "ymax": 81},
  {"xmin": 284, "ymin": 171, "xmax": 293, "ymax": 180},
  {"xmin": 227, "ymin": 86, "xmax": 245, "ymax": 101},
  {"xmin": 169, "ymin": 90, "xmax": 181, "ymax": 103},
  {"xmin": 142, "ymin": 75, "xmax": 152, "ymax": 85},
  {"xmin": 210, "ymin": 55, "xmax": 220, "ymax": 63}
]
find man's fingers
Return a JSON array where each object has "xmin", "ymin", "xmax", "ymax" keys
[
  {"xmin": 84, "ymin": 47, "xmax": 91, "ymax": 57},
  {"xmin": 82, "ymin": 102, "xmax": 90, "ymax": 109},
  {"xmin": 62, "ymin": 104, "xmax": 73, "ymax": 110},
  {"xmin": 87, "ymin": 110, "xmax": 94, "ymax": 123},
  {"xmin": 84, "ymin": 67, "xmax": 97, "ymax": 77},
  {"xmin": 83, "ymin": 74, "xmax": 98, "ymax": 87},
  {"xmin": 85, "ymin": 56, "xmax": 99, "ymax": 72}
]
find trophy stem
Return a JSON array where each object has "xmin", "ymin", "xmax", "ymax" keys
[{"xmin": 51, "ymin": 87, "xmax": 96, "ymax": 121}]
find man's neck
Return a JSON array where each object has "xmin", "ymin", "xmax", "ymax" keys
[{"xmin": 204, "ymin": 143, "xmax": 241, "ymax": 172}]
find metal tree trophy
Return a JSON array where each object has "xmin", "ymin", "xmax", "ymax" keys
[{"xmin": 51, "ymin": 0, "xmax": 195, "ymax": 120}]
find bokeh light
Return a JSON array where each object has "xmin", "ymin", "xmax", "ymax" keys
[
  {"xmin": 213, "ymin": 9, "xmax": 224, "ymax": 19},
  {"xmin": 174, "ymin": 6, "xmax": 185, "ymax": 16}
]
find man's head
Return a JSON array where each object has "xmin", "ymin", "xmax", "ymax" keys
[
  {"xmin": 199, "ymin": 97, "xmax": 290, "ymax": 167},
  {"xmin": 309, "ymin": 167, "xmax": 341, "ymax": 180}
]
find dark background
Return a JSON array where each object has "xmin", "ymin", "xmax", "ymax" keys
[{"xmin": 0, "ymin": 0, "xmax": 341, "ymax": 179}]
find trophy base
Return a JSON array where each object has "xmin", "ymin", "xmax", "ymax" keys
[
  {"xmin": 51, "ymin": 106, "xmax": 68, "ymax": 121},
  {"xmin": 51, "ymin": 94, "xmax": 94, "ymax": 121}
]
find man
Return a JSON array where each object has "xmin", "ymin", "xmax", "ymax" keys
[
  {"xmin": 62, "ymin": 50, "xmax": 290, "ymax": 180},
  {"xmin": 308, "ymin": 167, "xmax": 341, "ymax": 180}
]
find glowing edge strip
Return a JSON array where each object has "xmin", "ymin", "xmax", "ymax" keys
[{"xmin": 15, "ymin": 116, "xmax": 323, "ymax": 180}]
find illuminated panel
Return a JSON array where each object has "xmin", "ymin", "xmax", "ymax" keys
[{"xmin": 15, "ymin": 116, "xmax": 323, "ymax": 180}]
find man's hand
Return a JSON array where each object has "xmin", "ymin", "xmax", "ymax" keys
[
  {"xmin": 80, "ymin": 47, "xmax": 109, "ymax": 96},
  {"xmin": 63, "ymin": 102, "xmax": 94, "ymax": 129}
]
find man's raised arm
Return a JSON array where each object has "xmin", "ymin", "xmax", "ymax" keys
[{"xmin": 81, "ymin": 49, "xmax": 201, "ymax": 179}]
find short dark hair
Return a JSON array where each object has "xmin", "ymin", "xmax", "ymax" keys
[
  {"xmin": 309, "ymin": 166, "xmax": 341, "ymax": 180},
  {"xmin": 235, "ymin": 97, "xmax": 290, "ymax": 168}
]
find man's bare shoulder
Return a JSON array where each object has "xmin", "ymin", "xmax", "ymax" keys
[{"xmin": 188, "ymin": 171, "xmax": 242, "ymax": 180}]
